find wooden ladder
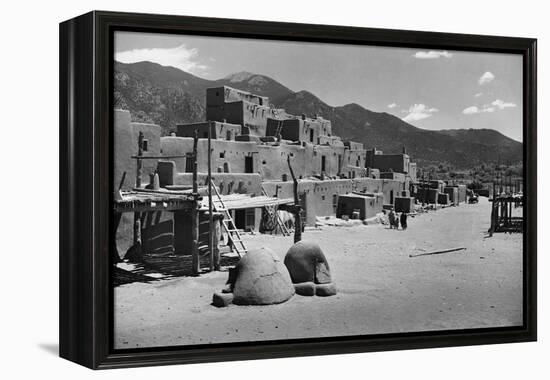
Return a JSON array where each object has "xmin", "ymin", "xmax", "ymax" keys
[
  {"xmin": 274, "ymin": 119, "xmax": 284, "ymax": 140},
  {"xmin": 210, "ymin": 179, "xmax": 247, "ymax": 257},
  {"xmin": 261, "ymin": 185, "xmax": 291, "ymax": 236}
]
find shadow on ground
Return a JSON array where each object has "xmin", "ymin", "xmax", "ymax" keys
[{"xmin": 113, "ymin": 251, "xmax": 240, "ymax": 286}]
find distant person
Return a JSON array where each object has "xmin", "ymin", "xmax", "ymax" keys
[
  {"xmin": 388, "ymin": 209, "xmax": 396, "ymax": 229},
  {"xmin": 400, "ymin": 212, "xmax": 408, "ymax": 230}
]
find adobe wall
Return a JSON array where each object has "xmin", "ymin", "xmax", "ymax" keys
[
  {"xmin": 160, "ymin": 136, "xmax": 357, "ymax": 181},
  {"xmin": 262, "ymin": 179, "xmax": 355, "ymax": 225},
  {"xmin": 380, "ymin": 172, "xmax": 406, "ymax": 182},
  {"xmin": 207, "ymin": 86, "xmax": 268, "ymax": 107},
  {"xmin": 114, "ymin": 109, "xmax": 161, "ymax": 191},
  {"xmin": 444, "ymin": 186, "xmax": 459, "ymax": 205},
  {"xmin": 173, "ymin": 172, "xmax": 262, "ymax": 196},
  {"xmin": 337, "ymin": 193, "xmax": 384, "ymax": 219},
  {"xmin": 352, "ymin": 177, "xmax": 404, "ymax": 206},
  {"xmin": 261, "ymin": 177, "xmax": 405, "ymax": 225},
  {"xmin": 206, "ymin": 87, "xmax": 288, "ymax": 138},
  {"xmin": 176, "ymin": 121, "xmax": 241, "ymax": 141},
  {"xmin": 408, "ymin": 162, "xmax": 418, "ymax": 182},
  {"xmin": 266, "ymin": 116, "xmax": 333, "ymax": 144}
]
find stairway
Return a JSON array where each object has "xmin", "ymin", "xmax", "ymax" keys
[{"xmin": 209, "ymin": 179, "xmax": 247, "ymax": 257}]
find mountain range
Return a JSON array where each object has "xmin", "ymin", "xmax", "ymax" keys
[{"xmin": 114, "ymin": 61, "xmax": 522, "ymax": 169}]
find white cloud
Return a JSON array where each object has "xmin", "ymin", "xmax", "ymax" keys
[
  {"xmin": 463, "ymin": 99, "xmax": 516, "ymax": 115},
  {"xmin": 492, "ymin": 99, "xmax": 517, "ymax": 109},
  {"xmin": 115, "ymin": 44, "xmax": 208, "ymax": 74},
  {"xmin": 413, "ymin": 50, "xmax": 453, "ymax": 59},
  {"xmin": 402, "ymin": 104, "xmax": 438, "ymax": 122},
  {"xmin": 478, "ymin": 71, "xmax": 495, "ymax": 85},
  {"xmin": 387, "ymin": 103, "xmax": 397, "ymax": 109},
  {"xmin": 474, "ymin": 92, "xmax": 483, "ymax": 98},
  {"xmin": 463, "ymin": 106, "xmax": 480, "ymax": 115}
]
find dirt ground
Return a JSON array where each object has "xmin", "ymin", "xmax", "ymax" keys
[{"xmin": 114, "ymin": 197, "xmax": 523, "ymax": 349}]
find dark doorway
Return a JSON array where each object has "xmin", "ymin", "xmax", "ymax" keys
[
  {"xmin": 309, "ymin": 129, "xmax": 314, "ymax": 143},
  {"xmin": 234, "ymin": 209, "xmax": 255, "ymax": 231},
  {"xmin": 390, "ymin": 190, "xmax": 394, "ymax": 204},
  {"xmin": 235, "ymin": 209, "xmax": 246, "ymax": 229},
  {"xmin": 321, "ymin": 155, "xmax": 326, "ymax": 172},
  {"xmin": 245, "ymin": 156, "xmax": 253, "ymax": 173}
]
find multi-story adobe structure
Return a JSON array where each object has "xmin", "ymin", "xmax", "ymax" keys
[{"xmin": 114, "ymin": 86, "xmax": 416, "ymax": 258}]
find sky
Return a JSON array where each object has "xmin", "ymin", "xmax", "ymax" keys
[{"xmin": 115, "ymin": 32, "xmax": 523, "ymax": 142}]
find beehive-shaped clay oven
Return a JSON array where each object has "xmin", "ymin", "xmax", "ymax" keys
[
  {"xmin": 284, "ymin": 241, "xmax": 337, "ymax": 297},
  {"xmin": 212, "ymin": 247, "xmax": 295, "ymax": 307}
]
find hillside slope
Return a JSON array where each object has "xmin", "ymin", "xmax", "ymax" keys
[{"xmin": 114, "ymin": 61, "xmax": 522, "ymax": 168}]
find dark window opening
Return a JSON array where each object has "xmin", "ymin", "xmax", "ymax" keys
[
  {"xmin": 321, "ymin": 155, "xmax": 326, "ymax": 172},
  {"xmin": 226, "ymin": 130, "xmax": 232, "ymax": 140},
  {"xmin": 245, "ymin": 156, "xmax": 253, "ymax": 173},
  {"xmin": 185, "ymin": 155, "xmax": 193, "ymax": 173},
  {"xmin": 219, "ymin": 152, "xmax": 225, "ymax": 158},
  {"xmin": 309, "ymin": 129, "xmax": 314, "ymax": 143},
  {"xmin": 142, "ymin": 139, "xmax": 148, "ymax": 152}
]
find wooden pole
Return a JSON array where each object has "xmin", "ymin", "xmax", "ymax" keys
[
  {"xmin": 136, "ymin": 131, "xmax": 144, "ymax": 188},
  {"xmin": 208, "ymin": 122, "xmax": 215, "ymax": 271},
  {"xmin": 213, "ymin": 215, "xmax": 221, "ymax": 270},
  {"xmin": 133, "ymin": 211, "xmax": 142, "ymax": 250},
  {"xmin": 191, "ymin": 130, "xmax": 200, "ymax": 275},
  {"xmin": 192, "ymin": 130, "xmax": 198, "ymax": 194},
  {"xmin": 489, "ymin": 180, "xmax": 496, "ymax": 236},
  {"xmin": 409, "ymin": 247, "xmax": 466, "ymax": 258},
  {"xmin": 287, "ymin": 155, "xmax": 302, "ymax": 243}
]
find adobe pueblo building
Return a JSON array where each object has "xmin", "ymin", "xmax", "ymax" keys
[{"xmin": 113, "ymin": 86, "xmax": 419, "ymax": 269}]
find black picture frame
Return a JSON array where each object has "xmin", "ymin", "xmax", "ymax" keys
[{"xmin": 59, "ymin": 10, "xmax": 537, "ymax": 369}]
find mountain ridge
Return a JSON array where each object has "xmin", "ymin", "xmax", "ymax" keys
[{"xmin": 114, "ymin": 61, "xmax": 522, "ymax": 169}]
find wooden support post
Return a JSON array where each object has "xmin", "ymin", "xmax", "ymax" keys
[
  {"xmin": 287, "ymin": 155, "xmax": 302, "ymax": 243},
  {"xmin": 208, "ymin": 122, "xmax": 215, "ymax": 272},
  {"xmin": 489, "ymin": 181, "xmax": 496, "ymax": 236},
  {"xmin": 133, "ymin": 211, "xmax": 142, "ymax": 251},
  {"xmin": 136, "ymin": 132, "xmax": 144, "ymax": 188},
  {"xmin": 192, "ymin": 130, "xmax": 198, "ymax": 194},
  {"xmin": 213, "ymin": 214, "xmax": 222, "ymax": 271},
  {"xmin": 191, "ymin": 202, "xmax": 200, "ymax": 275},
  {"xmin": 191, "ymin": 130, "xmax": 200, "ymax": 275}
]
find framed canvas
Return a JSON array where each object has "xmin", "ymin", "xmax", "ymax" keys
[{"xmin": 59, "ymin": 11, "xmax": 537, "ymax": 369}]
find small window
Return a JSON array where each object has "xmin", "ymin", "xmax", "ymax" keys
[
  {"xmin": 142, "ymin": 139, "xmax": 148, "ymax": 152},
  {"xmin": 262, "ymin": 160, "xmax": 267, "ymax": 165},
  {"xmin": 219, "ymin": 152, "xmax": 225, "ymax": 159}
]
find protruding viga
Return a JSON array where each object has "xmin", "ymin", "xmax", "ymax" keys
[{"xmin": 284, "ymin": 241, "xmax": 337, "ymax": 297}]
